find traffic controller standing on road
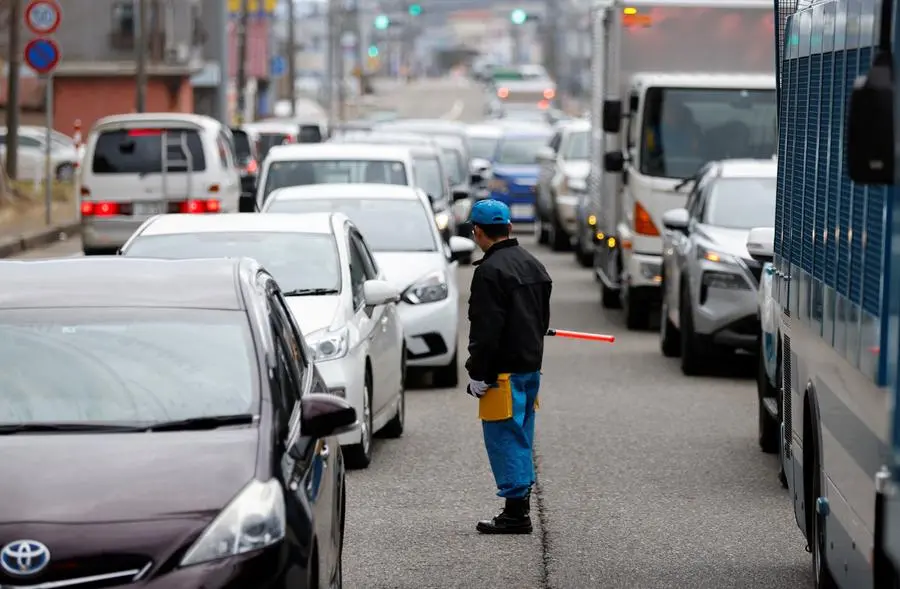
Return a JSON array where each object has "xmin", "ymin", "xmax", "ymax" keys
[{"xmin": 465, "ymin": 199, "xmax": 552, "ymax": 535}]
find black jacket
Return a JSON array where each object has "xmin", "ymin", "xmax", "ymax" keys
[{"xmin": 465, "ymin": 238, "xmax": 552, "ymax": 383}]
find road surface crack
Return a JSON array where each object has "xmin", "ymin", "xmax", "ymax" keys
[{"xmin": 534, "ymin": 445, "xmax": 552, "ymax": 589}]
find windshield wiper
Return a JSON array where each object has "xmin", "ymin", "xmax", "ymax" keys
[
  {"xmin": 145, "ymin": 414, "xmax": 256, "ymax": 432},
  {"xmin": 283, "ymin": 288, "xmax": 339, "ymax": 296},
  {"xmin": 0, "ymin": 422, "xmax": 147, "ymax": 435}
]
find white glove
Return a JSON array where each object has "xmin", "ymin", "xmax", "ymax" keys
[{"xmin": 467, "ymin": 379, "xmax": 490, "ymax": 399}]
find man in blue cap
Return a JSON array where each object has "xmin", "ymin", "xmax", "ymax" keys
[{"xmin": 466, "ymin": 199, "xmax": 552, "ymax": 534}]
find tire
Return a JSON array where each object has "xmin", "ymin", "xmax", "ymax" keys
[
  {"xmin": 811, "ymin": 441, "xmax": 839, "ymax": 589},
  {"xmin": 624, "ymin": 287, "xmax": 649, "ymax": 330},
  {"xmin": 575, "ymin": 238, "xmax": 594, "ymax": 268},
  {"xmin": 380, "ymin": 387, "xmax": 405, "ymax": 438},
  {"xmin": 758, "ymin": 350, "xmax": 780, "ymax": 454},
  {"xmin": 432, "ymin": 348, "xmax": 459, "ymax": 388},
  {"xmin": 535, "ymin": 217, "xmax": 549, "ymax": 245},
  {"xmin": 55, "ymin": 163, "xmax": 74, "ymax": 182},
  {"xmin": 601, "ymin": 283, "xmax": 620, "ymax": 309},
  {"xmin": 344, "ymin": 378, "xmax": 373, "ymax": 469},
  {"xmin": 679, "ymin": 283, "xmax": 706, "ymax": 376},
  {"xmin": 549, "ymin": 216, "xmax": 569, "ymax": 251},
  {"xmin": 659, "ymin": 296, "xmax": 681, "ymax": 357}
]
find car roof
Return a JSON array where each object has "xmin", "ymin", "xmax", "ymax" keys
[
  {"xmin": 0, "ymin": 258, "xmax": 249, "ymax": 310},
  {"xmin": 559, "ymin": 119, "xmax": 591, "ymax": 132},
  {"xmin": 501, "ymin": 129, "xmax": 553, "ymax": 139},
  {"xmin": 466, "ymin": 124, "xmax": 504, "ymax": 138},
  {"xmin": 333, "ymin": 131, "xmax": 436, "ymax": 146},
  {"xmin": 242, "ymin": 121, "xmax": 300, "ymax": 132},
  {"xmin": 265, "ymin": 143, "xmax": 413, "ymax": 162},
  {"xmin": 377, "ymin": 120, "xmax": 467, "ymax": 134},
  {"xmin": 713, "ymin": 158, "xmax": 778, "ymax": 178},
  {"xmin": 136, "ymin": 212, "xmax": 337, "ymax": 236},
  {"xmin": 91, "ymin": 112, "xmax": 222, "ymax": 133},
  {"xmin": 267, "ymin": 183, "xmax": 424, "ymax": 202}
]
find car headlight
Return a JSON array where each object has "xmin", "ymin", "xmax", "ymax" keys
[
  {"xmin": 180, "ymin": 479, "xmax": 286, "ymax": 567},
  {"xmin": 435, "ymin": 211, "xmax": 450, "ymax": 231},
  {"xmin": 697, "ymin": 244, "xmax": 738, "ymax": 265},
  {"xmin": 402, "ymin": 270, "xmax": 449, "ymax": 304},
  {"xmin": 487, "ymin": 178, "xmax": 508, "ymax": 193},
  {"xmin": 307, "ymin": 326, "xmax": 350, "ymax": 362}
]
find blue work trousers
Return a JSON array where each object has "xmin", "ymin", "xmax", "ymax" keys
[{"xmin": 481, "ymin": 371, "xmax": 540, "ymax": 499}]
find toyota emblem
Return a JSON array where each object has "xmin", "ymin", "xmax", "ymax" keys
[{"xmin": 1, "ymin": 540, "xmax": 51, "ymax": 577}]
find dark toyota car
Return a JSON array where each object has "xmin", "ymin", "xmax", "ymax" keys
[{"xmin": 0, "ymin": 257, "xmax": 356, "ymax": 588}]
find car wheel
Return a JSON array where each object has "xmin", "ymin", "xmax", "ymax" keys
[
  {"xmin": 380, "ymin": 386, "xmax": 405, "ymax": 439},
  {"xmin": 55, "ymin": 163, "xmax": 74, "ymax": 182},
  {"xmin": 679, "ymin": 283, "xmax": 706, "ymax": 376},
  {"xmin": 344, "ymin": 378, "xmax": 373, "ymax": 469},
  {"xmin": 432, "ymin": 347, "xmax": 458, "ymax": 388},
  {"xmin": 535, "ymin": 218, "xmax": 549, "ymax": 245},
  {"xmin": 624, "ymin": 286, "xmax": 649, "ymax": 330},
  {"xmin": 757, "ymin": 348, "xmax": 780, "ymax": 454},
  {"xmin": 549, "ymin": 214, "xmax": 569, "ymax": 252},
  {"xmin": 811, "ymin": 441, "xmax": 839, "ymax": 589},
  {"xmin": 659, "ymin": 296, "xmax": 680, "ymax": 358}
]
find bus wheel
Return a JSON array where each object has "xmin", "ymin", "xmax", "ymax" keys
[{"xmin": 811, "ymin": 436, "xmax": 838, "ymax": 588}]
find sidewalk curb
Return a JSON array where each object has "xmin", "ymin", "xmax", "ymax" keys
[{"xmin": 0, "ymin": 221, "xmax": 81, "ymax": 258}]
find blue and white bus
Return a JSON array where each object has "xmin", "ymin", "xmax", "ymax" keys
[{"xmin": 773, "ymin": 0, "xmax": 898, "ymax": 586}]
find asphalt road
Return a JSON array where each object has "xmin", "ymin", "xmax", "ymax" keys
[{"xmin": 9, "ymin": 78, "xmax": 813, "ymax": 588}]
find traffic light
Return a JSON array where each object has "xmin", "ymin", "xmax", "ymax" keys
[
  {"xmin": 368, "ymin": 45, "xmax": 379, "ymax": 57},
  {"xmin": 374, "ymin": 14, "xmax": 390, "ymax": 29},
  {"xmin": 408, "ymin": 3, "xmax": 421, "ymax": 15},
  {"xmin": 510, "ymin": 9, "xmax": 527, "ymax": 24}
]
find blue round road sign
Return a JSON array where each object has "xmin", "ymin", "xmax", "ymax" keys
[{"xmin": 24, "ymin": 38, "xmax": 60, "ymax": 75}]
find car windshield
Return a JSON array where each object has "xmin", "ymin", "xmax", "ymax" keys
[
  {"xmin": 438, "ymin": 148, "xmax": 466, "ymax": 184},
  {"xmin": 495, "ymin": 136, "xmax": 550, "ymax": 165},
  {"xmin": 263, "ymin": 159, "xmax": 408, "ymax": 200},
  {"xmin": 640, "ymin": 88, "xmax": 777, "ymax": 179},
  {"xmin": 265, "ymin": 198, "xmax": 437, "ymax": 252},
  {"xmin": 563, "ymin": 130, "xmax": 589, "ymax": 160},
  {"xmin": 232, "ymin": 131, "xmax": 252, "ymax": 159},
  {"xmin": 123, "ymin": 232, "xmax": 341, "ymax": 292},
  {"xmin": 703, "ymin": 177, "xmax": 777, "ymax": 230},
  {"xmin": 413, "ymin": 157, "xmax": 446, "ymax": 199},
  {"xmin": 468, "ymin": 136, "xmax": 500, "ymax": 161},
  {"xmin": 0, "ymin": 309, "xmax": 258, "ymax": 426},
  {"xmin": 91, "ymin": 128, "xmax": 207, "ymax": 174}
]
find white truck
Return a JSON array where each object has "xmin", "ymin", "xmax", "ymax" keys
[{"xmin": 589, "ymin": 0, "xmax": 778, "ymax": 329}]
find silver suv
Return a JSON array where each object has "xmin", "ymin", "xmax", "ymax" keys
[{"xmin": 658, "ymin": 159, "xmax": 777, "ymax": 376}]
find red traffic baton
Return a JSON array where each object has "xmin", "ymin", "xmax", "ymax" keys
[{"xmin": 546, "ymin": 328, "xmax": 615, "ymax": 343}]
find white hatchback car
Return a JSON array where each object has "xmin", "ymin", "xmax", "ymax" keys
[
  {"xmin": 118, "ymin": 212, "xmax": 406, "ymax": 470},
  {"xmin": 262, "ymin": 183, "xmax": 477, "ymax": 387}
]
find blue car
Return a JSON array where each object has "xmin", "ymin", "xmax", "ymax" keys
[{"xmin": 487, "ymin": 131, "xmax": 552, "ymax": 223}]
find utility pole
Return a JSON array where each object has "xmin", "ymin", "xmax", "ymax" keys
[
  {"xmin": 215, "ymin": 0, "xmax": 229, "ymax": 123},
  {"xmin": 135, "ymin": 0, "xmax": 148, "ymax": 112},
  {"xmin": 286, "ymin": 0, "xmax": 297, "ymax": 116},
  {"xmin": 324, "ymin": 0, "xmax": 337, "ymax": 123},
  {"xmin": 235, "ymin": 0, "xmax": 250, "ymax": 124},
  {"xmin": 5, "ymin": 0, "xmax": 21, "ymax": 180}
]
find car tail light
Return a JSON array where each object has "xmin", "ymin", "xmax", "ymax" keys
[
  {"xmin": 283, "ymin": 135, "xmax": 295, "ymax": 144},
  {"xmin": 81, "ymin": 201, "xmax": 120, "ymax": 216},
  {"xmin": 634, "ymin": 202, "xmax": 659, "ymax": 236},
  {"xmin": 497, "ymin": 87, "xmax": 509, "ymax": 99},
  {"xmin": 181, "ymin": 199, "xmax": 221, "ymax": 213},
  {"xmin": 245, "ymin": 159, "xmax": 258, "ymax": 174},
  {"xmin": 543, "ymin": 88, "xmax": 555, "ymax": 99}
]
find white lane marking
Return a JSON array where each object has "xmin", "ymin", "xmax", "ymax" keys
[{"xmin": 441, "ymin": 99, "xmax": 464, "ymax": 120}]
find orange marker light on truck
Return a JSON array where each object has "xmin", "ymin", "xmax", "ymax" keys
[{"xmin": 634, "ymin": 202, "xmax": 659, "ymax": 236}]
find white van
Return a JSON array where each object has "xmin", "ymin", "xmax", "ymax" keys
[{"xmin": 79, "ymin": 113, "xmax": 242, "ymax": 255}]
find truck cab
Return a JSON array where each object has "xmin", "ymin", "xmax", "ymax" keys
[{"xmin": 597, "ymin": 72, "xmax": 776, "ymax": 328}]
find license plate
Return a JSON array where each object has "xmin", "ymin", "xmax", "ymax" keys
[
  {"xmin": 511, "ymin": 204, "xmax": 534, "ymax": 218},
  {"xmin": 133, "ymin": 202, "xmax": 164, "ymax": 216}
]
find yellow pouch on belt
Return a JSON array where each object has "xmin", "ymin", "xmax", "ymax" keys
[{"xmin": 479, "ymin": 374, "xmax": 513, "ymax": 421}]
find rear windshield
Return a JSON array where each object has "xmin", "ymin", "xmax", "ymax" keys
[
  {"xmin": 91, "ymin": 128, "xmax": 207, "ymax": 174},
  {"xmin": 299, "ymin": 126, "xmax": 322, "ymax": 143},
  {"xmin": 0, "ymin": 308, "xmax": 258, "ymax": 425},
  {"xmin": 258, "ymin": 133, "xmax": 294, "ymax": 159},
  {"xmin": 262, "ymin": 159, "xmax": 408, "ymax": 199},
  {"xmin": 231, "ymin": 131, "xmax": 252, "ymax": 159}
]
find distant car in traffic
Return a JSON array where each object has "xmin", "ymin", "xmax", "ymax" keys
[
  {"xmin": 0, "ymin": 256, "xmax": 355, "ymax": 588},
  {"xmin": 486, "ymin": 129, "xmax": 553, "ymax": 223},
  {"xmin": 242, "ymin": 120, "xmax": 302, "ymax": 160},
  {"xmin": 0, "ymin": 125, "xmax": 79, "ymax": 181},
  {"xmin": 120, "ymin": 212, "xmax": 406, "ymax": 470},
  {"xmin": 659, "ymin": 159, "xmax": 776, "ymax": 375},
  {"xmin": 79, "ymin": 113, "xmax": 242, "ymax": 256},
  {"xmin": 230, "ymin": 126, "xmax": 261, "ymax": 206},
  {"xmin": 261, "ymin": 183, "xmax": 476, "ymax": 387}
]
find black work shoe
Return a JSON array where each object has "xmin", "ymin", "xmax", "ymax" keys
[{"xmin": 476, "ymin": 497, "xmax": 533, "ymax": 534}]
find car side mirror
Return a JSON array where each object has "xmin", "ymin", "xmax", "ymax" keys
[
  {"xmin": 661, "ymin": 208, "xmax": 689, "ymax": 233},
  {"xmin": 846, "ymin": 50, "xmax": 894, "ymax": 184},
  {"xmin": 239, "ymin": 194, "xmax": 257, "ymax": 213},
  {"xmin": 299, "ymin": 393, "xmax": 358, "ymax": 439},
  {"xmin": 604, "ymin": 151, "xmax": 624, "ymax": 173},
  {"xmin": 746, "ymin": 227, "xmax": 775, "ymax": 263},
  {"xmin": 603, "ymin": 99, "xmax": 622, "ymax": 133},
  {"xmin": 363, "ymin": 279, "xmax": 400, "ymax": 306},
  {"xmin": 448, "ymin": 235, "xmax": 476, "ymax": 261}
]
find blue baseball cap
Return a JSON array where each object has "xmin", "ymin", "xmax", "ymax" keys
[{"xmin": 470, "ymin": 199, "xmax": 511, "ymax": 225}]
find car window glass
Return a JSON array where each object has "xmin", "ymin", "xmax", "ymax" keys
[
  {"xmin": 355, "ymin": 230, "xmax": 380, "ymax": 275},
  {"xmin": 263, "ymin": 159, "xmax": 408, "ymax": 198},
  {"xmin": 273, "ymin": 335, "xmax": 299, "ymax": 439},
  {"xmin": 216, "ymin": 133, "xmax": 230, "ymax": 168},
  {"xmin": 232, "ymin": 130, "xmax": 252, "ymax": 159},
  {"xmin": 351, "ymin": 232, "xmax": 377, "ymax": 279},
  {"xmin": 91, "ymin": 128, "xmax": 207, "ymax": 174},
  {"xmin": 19, "ymin": 136, "xmax": 41, "ymax": 148},
  {"xmin": 348, "ymin": 237, "xmax": 367, "ymax": 308},
  {"xmin": 271, "ymin": 292, "xmax": 309, "ymax": 389}
]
